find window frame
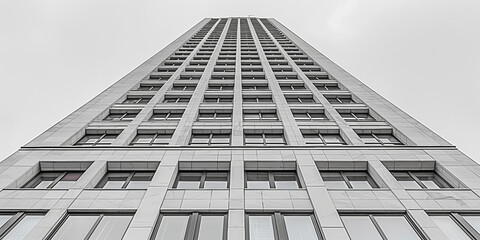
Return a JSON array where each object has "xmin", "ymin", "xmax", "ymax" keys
[
  {"xmin": 130, "ymin": 133, "xmax": 172, "ymax": 146},
  {"xmin": 22, "ymin": 171, "xmax": 84, "ymax": 189},
  {"xmin": 429, "ymin": 212, "xmax": 480, "ymax": 239},
  {"xmin": 150, "ymin": 212, "xmax": 228, "ymax": 240},
  {"xmin": 75, "ymin": 133, "xmax": 119, "ymax": 146},
  {"xmin": 244, "ymin": 133, "xmax": 286, "ymax": 146},
  {"xmin": 245, "ymin": 212, "xmax": 322, "ymax": 240},
  {"xmin": 245, "ymin": 171, "xmax": 301, "ymax": 189},
  {"xmin": 358, "ymin": 133, "xmax": 402, "ymax": 145},
  {"xmin": 47, "ymin": 212, "xmax": 134, "ymax": 240},
  {"xmin": 104, "ymin": 111, "xmax": 138, "ymax": 121},
  {"xmin": 320, "ymin": 171, "xmax": 379, "ymax": 189},
  {"xmin": 190, "ymin": 133, "xmax": 232, "ymax": 146},
  {"xmin": 150, "ymin": 111, "xmax": 184, "ymax": 121},
  {"xmin": 340, "ymin": 112, "xmax": 375, "ymax": 122},
  {"xmin": 173, "ymin": 171, "xmax": 230, "ymax": 189},
  {"xmin": 95, "ymin": 171, "xmax": 155, "ymax": 189},
  {"xmin": 197, "ymin": 111, "xmax": 233, "ymax": 122},
  {"xmin": 302, "ymin": 132, "xmax": 347, "ymax": 145},
  {"xmin": 391, "ymin": 171, "xmax": 452, "ymax": 189},
  {"xmin": 340, "ymin": 212, "xmax": 427, "ymax": 240}
]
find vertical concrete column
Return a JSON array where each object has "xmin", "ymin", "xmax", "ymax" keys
[
  {"xmin": 228, "ymin": 150, "xmax": 245, "ymax": 240},
  {"xmin": 294, "ymin": 150, "xmax": 350, "ymax": 240},
  {"xmin": 113, "ymin": 18, "xmax": 218, "ymax": 146},
  {"xmin": 256, "ymin": 19, "xmax": 364, "ymax": 146},
  {"xmin": 171, "ymin": 18, "xmax": 232, "ymax": 145},
  {"xmin": 122, "ymin": 150, "xmax": 180, "ymax": 239},
  {"xmin": 231, "ymin": 19, "xmax": 244, "ymax": 146},
  {"xmin": 247, "ymin": 18, "xmax": 305, "ymax": 146}
]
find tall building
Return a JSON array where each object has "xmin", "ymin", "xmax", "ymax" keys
[{"xmin": 0, "ymin": 17, "xmax": 479, "ymax": 240}]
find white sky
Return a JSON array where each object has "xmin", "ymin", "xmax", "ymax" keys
[{"xmin": 0, "ymin": 0, "xmax": 479, "ymax": 161}]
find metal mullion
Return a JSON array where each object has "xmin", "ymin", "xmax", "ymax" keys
[
  {"xmin": 48, "ymin": 172, "xmax": 68, "ymax": 189},
  {"xmin": 199, "ymin": 171, "xmax": 207, "ymax": 189},
  {"xmin": 149, "ymin": 133, "xmax": 158, "ymax": 145},
  {"xmin": 306, "ymin": 112, "xmax": 313, "ymax": 121},
  {"xmin": 119, "ymin": 112, "xmax": 128, "ymax": 120},
  {"xmin": 94, "ymin": 133, "xmax": 107, "ymax": 146},
  {"xmin": 340, "ymin": 172, "xmax": 354, "ymax": 189},
  {"xmin": 83, "ymin": 214, "xmax": 103, "ymax": 240},
  {"xmin": 452, "ymin": 213, "xmax": 480, "ymax": 239},
  {"xmin": 165, "ymin": 112, "xmax": 171, "ymax": 121},
  {"xmin": 409, "ymin": 172, "xmax": 428, "ymax": 189},
  {"xmin": 122, "ymin": 172, "xmax": 135, "ymax": 189},
  {"xmin": 213, "ymin": 112, "xmax": 218, "ymax": 121},
  {"xmin": 0, "ymin": 212, "xmax": 24, "ymax": 238},
  {"xmin": 371, "ymin": 133, "xmax": 383, "ymax": 145},
  {"xmin": 185, "ymin": 213, "xmax": 199, "ymax": 240},
  {"xmin": 269, "ymin": 172, "xmax": 276, "ymax": 189},
  {"xmin": 351, "ymin": 112, "xmax": 360, "ymax": 121},
  {"xmin": 317, "ymin": 133, "xmax": 326, "ymax": 145},
  {"xmin": 369, "ymin": 215, "xmax": 388, "ymax": 240},
  {"xmin": 274, "ymin": 213, "xmax": 288, "ymax": 240},
  {"xmin": 262, "ymin": 133, "xmax": 267, "ymax": 146},
  {"xmin": 208, "ymin": 133, "xmax": 214, "ymax": 146}
]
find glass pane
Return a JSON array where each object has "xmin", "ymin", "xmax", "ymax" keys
[
  {"xmin": 463, "ymin": 215, "xmax": 480, "ymax": 233},
  {"xmin": 346, "ymin": 173, "xmax": 376, "ymax": 189},
  {"xmin": 154, "ymin": 215, "xmax": 189, "ymax": 240},
  {"xmin": 0, "ymin": 215, "xmax": 13, "ymax": 228},
  {"xmin": 249, "ymin": 215, "xmax": 275, "ymax": 240},
  {"xmin": 247, "ymin": 172, "xmax": 270, "ymax": 189},
  {"xmin": 35, "ymin": 180, "xmax": 54, "ymax": 189},
  {"xmin": 341, "ymin": 216, "xmax": 383, "ymax": 240},
  {"xmin": 51, "ymin": 215, "xmax": 98, "ymax": 240},
  {"xmin": 321, "ymin": 172, "xmax": 348, "ymax": 189},
  {"xmin": 322, "ymin": 134, "xmax": 345, "ymax": 145},
  {"xmin": 374, "ymin": 216, "xmax": 421, "ymax": 240},
  {"xmin": 3, "ymin": 215, "xmax": 43, "ymax": 240},
  {"xmin": 358, "ymin": 134, "xmax": 379, "ymax": 144},
  {"xmin": 414, "ymin": 172, "xmax": 449, "ymax": 189},
  {"xmin": 284, "ymin": 215, "xmax": 319, "ymax": 240},
  {"xmin": 126, "ymin": 173, "xmax": 153, "ymax": 189},
  {"xmin": 89, "ymin": 215, "xmax": 133, "ymax": 240},
  {"xmin": 392, "ymin": 172, "xmax": 422, "ymax": 189},
  {"xmin": 103, "ymin": 180, "xmax": 126, "ymax": 189},
  {"xmin": 376, "ymin": 134, "xmax": 401, "ymax": 145},
  {"xmin": 176, "ymin": 172, "xmax": 202, "ymax": 189},
  {"xmin": 204, "ymin": 172, "xmax": 228, "ymax": 189},
  {"xmin": 97, "ymin": 135, "xmax": 117, "ymax": 145},
  {"xmin": 52, "ymin": 181, "xmax": 75, "ymax": 189},
  {"xmin": 431, "ymin": 215, "xmax": 470, "ymax": 240},
  {"xmin": 274, "ymin": 172, "xmax": 299, "ymax": 189},
  {"xmin": 197, "ymin": 215, "xmax": 224, "ymax": 240}
]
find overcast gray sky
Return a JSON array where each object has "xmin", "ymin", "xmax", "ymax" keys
[{"xmin": 0, "ymin": 0, "xmax": 479, "ymax": 161}]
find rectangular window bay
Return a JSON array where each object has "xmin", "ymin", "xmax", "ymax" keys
[{"xmin": 152, "ymin": 213, "xmax": 227, "ymax": 240}]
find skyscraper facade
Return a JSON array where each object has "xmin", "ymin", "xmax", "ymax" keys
[{"xmin": 0, "ymin": 17, "xmax": 479, "ymax": 240}]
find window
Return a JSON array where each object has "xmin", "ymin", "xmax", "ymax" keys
[
  {"xmin": 316, "ymin": 83, "xmax": 340, "ymax": 91},
  {"xmin": 320, "ymin": 171, "xmax": 378, "ymax": 189},
  {"xmin": 122, "ymin": 96, "xmax": 152, "ymax": 104},
  {"xmin": 130, "ymin": 132, "xmax": 172, "ymax": 146},
  {"xmin": 391, "ymin": 171, "xmax": 452, "ymax": 189},
  {"xmin": 325, "ymin": 96, "xmax": 355, "ymax": 104},
  {"xmin": 150, "ymin": 111, "xmax": 183, "ymax": 121},
  {"xmin": 197, "ymin": 111, "xmax": 232, "ymax": 121},
  {"xmin": 246, "ymin": 171, "xmax": 300, "ymax": 189},
  {"xmin": 190, "ymin": 132, "xmax": 231, "ymax": 146},
  {"xmin": 104, "ymin": 111, "xmax": 138, "ymax": 121},
  {"xmin": 75, "ymin": 133, "xmax": 119, "ymax": 146},
  {"xmin": 96, "ymin": 171, "xmax": 155, "ymax": 189},
  {"xmin": 244, "ymin": 133, "xmax": 286, "ymax": 146},
  {"xmin": 152, "ymin": 213, "xmax": 227, "ymax": 240},
  {"xmin": 302, "ymin": 132, "xmax": 346, "ymax": 145},
  {"xmin": 204, "ymin": 96, "xmax": 233, "ymax": 103},
  {"xmin": 429, "ymin": 214, "xmax": 477, "ymax": 240},
  {"xmin": 50, "ymin": 213, "xmax": 133, "ymax": 240},
  {"xmin": 0, "ymin": 212, "xmax": 43, "ymax": 240},
  {"xmin": 208, "ymin": 84, "xmax": 233, "ymax": 91},
  {"xmin": 292, "ymin": 111, "xmax": 328, "ymax": 121},
  {"xmin": 286, "ymin": 97, "xmax": 316, "ymax": 104},
  {"xmin": 247, "ymin": 213, "xmax": 320, "ymax": 240},
  {"xmin": 163, "ymin": 97, "xmax": 190, "ymax": 103},
  {"xmin": 242, "ymin": 84, "xmax": 269, "ymax": 91},
  {"xmin": 174, "ymin": 171, "xmax": 229, "ymax": 189},
  {"xmin": 172, "ymin": 85, "xmax": 196, "ymax": 91},
  {"xmin": 280, "ymin": 84, "xmax": 306, "ymax": 91},
  {"xmin": 23, "ymin": 171, "xmax": 83, "ymax": 189},
  {"xmin": 341, "ymin": 214, "xmax": 422, "ymax": 240},
  {"xmin": 358, "ymin": 133, "xmax": 402, "ymax": 145},
  {"xmin": 137, "ymin": 84, "xmax": 162, "ymax": 91},
  {"xmin": 243, "ymin": 111, "xmax": 278, "ymax": 121},
  {"xmin": 340, "ymin": 112, "xmax": 375, "ymax": 122},
  {"xmin": 243, "ymin": 96, "xmax": 274, "ymax": 103}
]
